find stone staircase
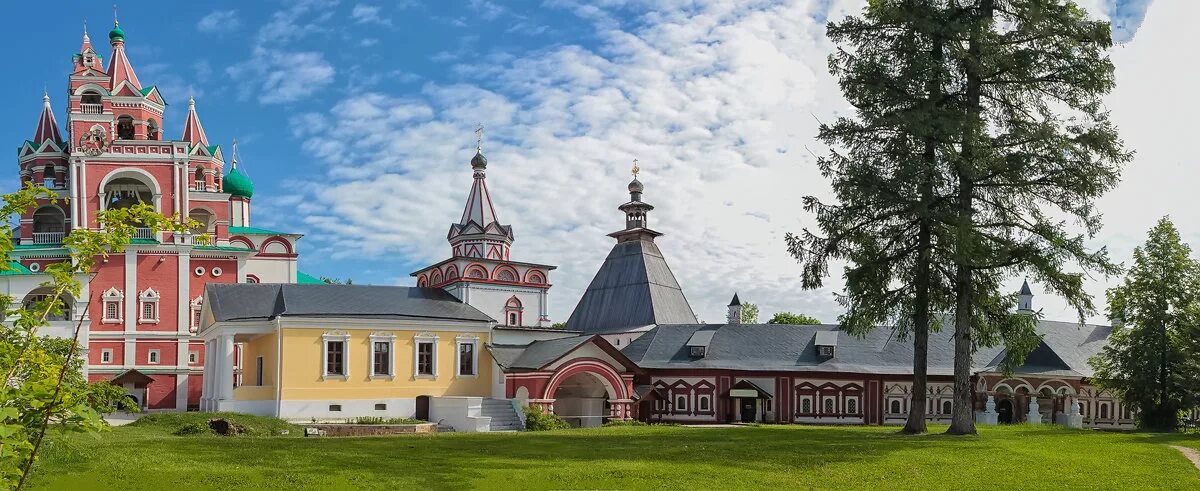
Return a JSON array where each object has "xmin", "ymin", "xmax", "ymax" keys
[{"xmin": 481, "ymin": 398, "xmax": 523, "ymax": 431}]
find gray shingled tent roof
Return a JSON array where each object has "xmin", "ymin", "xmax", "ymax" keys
[
  {"xmin": 564, "ymin": 239, "xmax": 697, "ymax": 333},
  {"xmin": 622, "ymin": 319, "xmax": 1112, "ymax": 378},
  {"xmin": 205, "ymin": 284, "xmax": 494, "ymax": 323}
]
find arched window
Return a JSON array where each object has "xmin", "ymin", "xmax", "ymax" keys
[
  {"xmin": 1100, "ymin": 404, "xmax": 1109, "ymax": 419},
  {"xmin": 42, "ymin": 164, "xmax": 56, "ymax": 187},
  {"xmin": 698, "ymin": 396, "xmax": 710, "ymax": 411},
  {"xmin": 80, "ymin": 90, "xmax": 102, "ymax": 112},
  {"xmin": 194, "ymin": 168, "xmax": 205, "ymax": 190},
  {"xmin": 32, "ymin": 206, "xmax": 65, "ymax": 244},
  {"xmin": 802, "ymin": 398, "xmax": 812, "ymax": 414},
  {"xmin": 823, "ymin": 398, "xmax": 834, "ymax": 414},
  {"xmin": 890, "ymin": 400, "xmax": 901, "ymax": 414},
  {"xmin": 188, "ymin": 208, "xmax": 214, "ymax": 235},
  {"xmin": 676, "ymin": 395, "xmax": 687, "ymax": 411},
  {"xmin": 147, "ymin": 119, "xmax": 160, "ymax": 140},
  {"xmin": 116, "ymin": 115, "xmax": 134, "ymax": 140},
  {"xmin": 942, "ymin": 400, "xmax": 952, "ymax": 415},
  {"xmin": 504, "ymin": 296, "xmax": 523, "ymax": 326},
  {"xmin": 23, "ymin": 288, "xmax": 73, "ymax": 321},
  {"xmin": 104, "ymin": 177, "xmax": 153, "ymax": 210},
  {"xmin": 847, "ymin": 398, "xmax": 857, "ymax": 414},
  {"xmin": 466, "ymin": 266, "xmax": 487, "ymax": 279}
]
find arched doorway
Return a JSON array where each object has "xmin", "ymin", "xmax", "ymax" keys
[
  {"xmin": 552, "ymin": 371, "xmax": 612, "ymax": 428},
  {"xmin": 998, "ymin": 399, "xmax": 1014, "ymax": 424}
]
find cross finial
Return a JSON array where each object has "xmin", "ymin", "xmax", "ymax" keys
[
  {"xmin": 113, "ymin": 4, "xmax": 118, "ymax": 25},
  {"xmin": 631, "ymin": 159, "xmax": 640, "ymax": 179},
  {"xmin": 474, "ymin": 123, "xmax": 484, "ymax": 152},
  {"xmin": 231, "ymin": 138, "xmax": 239, "ymax": 167}
]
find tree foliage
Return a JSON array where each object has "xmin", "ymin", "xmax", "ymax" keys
[
  {"xmin": 740, "ymin": 303, "xmax": 760, "ymax": 324},
  {"xmin": 767, "ymin": 312, "xmax": 822, "ymax": 325},
  {"xmin": 1091, "ymin": 218, "xmax": 1200, "ymax": 431},
  {"xmin": 0, "ymin": 185, "xmax": 195, "ymax": 489}
]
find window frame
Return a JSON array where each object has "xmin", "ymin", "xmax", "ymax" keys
[
  {"xmin": 456, "ymin": 335, "xmax": 478, "ymax": 378},
  {"xmin": 369, "ymin": 332, "xmax": 396, "ymax": 380},
  {"xmin": 137, "ymin": 288, "xmax": 160, "ymax": 324},
  {"xmin": 101, "ymin": 287, "xmax": 123, "ymax": 324},
  {"xmin": 675, "ymin": 394, "xmax": 688, "ymax": 412},
  {"xmin": 188, "ymin": 350, "xmax": 199, "ymax": 365},
  {"xmin": 255, "ymin": 355, "xmax": 264, "ymax": 386},
  {"xmin": 413, "ymin": 333, "xmax": 438, "ymax": 379},
  {"xmin": 148, "ymin": 349, "xmax": 160, "ymax": 365},
  {"xmin": 321, "ymin": 331, "xmax": 350, "ymax": 380},
  {"xmin": 101, "ymin": 348, "xmax": 113, "ymax": 364}
]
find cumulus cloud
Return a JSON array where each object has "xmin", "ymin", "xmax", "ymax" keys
[
  {"xmin": 227, "ymin": 0, "xmax": 337, "ymax": 104},
  {"xmin": 197, "ymin": 9, "xmax": 241, "ymax": 33},
  {"xmin": 288, "ymin": 0, "xmax": 1166, "ymax": 325},
  {"xmin": 352, "ymin": 4, "xmax": 393, "ymax": 26}
]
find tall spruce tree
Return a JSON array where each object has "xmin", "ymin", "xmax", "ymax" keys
[
  {"xmin": 1091, "ymin": 218, "xmax": 1200, "ymax": 431},
  {"xmin": 941, "ymin": 0, "xmax": 1129, "ymax": 435},
  {"xmin": 788, "ymin": 0, "xmax": 958, "ymax": 435}
]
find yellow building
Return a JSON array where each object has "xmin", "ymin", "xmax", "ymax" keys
[{"xmin": 198, "ymin": 283, "xmax": 520, "ymax": 429}]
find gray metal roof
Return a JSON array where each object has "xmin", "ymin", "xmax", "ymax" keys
[
  {"xmin": 814, "ymin": 331, "xmax": 838, "ymax": 346},
  {"xmin": 564, "ymin": 239, "xmax": 697, "ymax": 333},
  {"xmin": 622, "ymin": 318, "xmax": 1112, "ymax": 378},
  {"xmin": 686, "ymin": 330, "xmax": 716, "ymax": 347},
  {"xmin": 205, "ymin": 283, "xmax": 494, "ymax": 323}
]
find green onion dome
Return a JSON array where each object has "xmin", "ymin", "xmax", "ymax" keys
[
  {"xmin": 223, "ymin": 166, "xmax": 254, "ymax": 198},
  {"xmin": 109, "ymin": 23, "xmax": 125, "ymax": 42}
]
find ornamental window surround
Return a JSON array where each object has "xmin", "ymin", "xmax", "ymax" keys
[
  {"xmin": 101, "ymin": 348, "xmax": 113, "ymax": 364},
  {"xmin": 456, "ymin": 335, "xmax": 478, "ymax": 377},
  {"xmin": 675, "ymin": 394, "xmax": 688, "ymax": 412},
  {"xmin": 101, "ymin": 287, "xmax": 123, "ymax": 324},
  {"xmin": 414, "ymin": 333, "xmax": 438, "ymax": 379},
  {"xmin": 190, "ymin": 296, "xmax": 203, "ymax": 333},
  {"xmin": 801, "ymin": 398, "xmax": 812, "ymax": 414},
  {"xmin": 322, "ymin": 330, "xmax": 350, "ymax": 380},
  {"xmin": 823, "ymin": 398, "xmax": 834, "ymax": 414},
  {"xmin": 847, "ymin": 398, "xmax": 858, "ymax": 415},
  {"xmin": 148, "ymin": 349, "xmax": 160, "ymax": 364},
  {"xmin": 138, "ymin": 288, "xmax": 160, "ymax": 323},
  {"xmin": 369, "ymin": 332, "xmax": 396, "ymax": 379}
]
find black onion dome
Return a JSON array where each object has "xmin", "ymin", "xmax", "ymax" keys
[
  {"xmin": 471, "ymin": 150, "xmax": 488, "ymax": 169},
  {"xmin": 628, "ymin": 177, "xmax": 644, "ymax": 194}
]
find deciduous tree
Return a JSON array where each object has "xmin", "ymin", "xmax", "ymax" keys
[
  {"xmin": 1091, "ymin": 218, "xmax": 1200, "ymax": 431},
  {"xmin": 766, "ymin": 312, "xmax": 821, "ymax": 325}
]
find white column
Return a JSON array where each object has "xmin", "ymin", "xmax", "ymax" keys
[
  {"xmin": 200, "ymin": 339, "xmax": 211, "ymax": 410},
  {"xmin": 176, "ymin": 373, "xmax": 189, "ymax": 410},
  {"xmin": 219, "ymin": 335, "xmax": 235, "ymax": 401},
  {"xmin": 124, "ymin": 248, "xmax": 137, "ymax": 333}
]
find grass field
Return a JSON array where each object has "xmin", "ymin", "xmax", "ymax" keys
[{"xmin": 29, "ymin": 413, "xmax": 1200, "ymax": 490}]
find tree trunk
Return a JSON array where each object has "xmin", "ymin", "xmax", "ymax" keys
[
  {"xmin": 946, "ymin": 0, "xmax": 991, "ymax": 436},
  {"xmin": 902, "ymin": 219, "xmax": 932, "ymax": 434}
]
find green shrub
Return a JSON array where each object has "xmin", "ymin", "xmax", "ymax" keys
[
  {"xmin": 347, "ymin": 416, "xmax": 426, "ymax": 425},
  {"xmin": 602, "ymin": 420, "xmax": 648, "ymax": 427},
  {"xmin": 130, "ymin": 412, "xmax": 301, "ymax": 437},
  {"xmin": 523, "ymin": 405, "xmax": 570, "ymax": 431},
  {"xmin": 173, "ymin": 421, "xmax": 212, "ymax": 436}
]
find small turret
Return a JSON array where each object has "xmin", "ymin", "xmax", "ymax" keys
[
  {"xmin": 1017, "ymin": 280, "xmax": 1034, "ymax": 314},
  {"xmin": 727, "ymin": 293, "xmax": 742, "ymax": 324},
  {"xmin": 32, "ymin": 91, "xmax": 62, "ymax": 145}
]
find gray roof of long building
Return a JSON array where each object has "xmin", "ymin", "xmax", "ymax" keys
[
  {"xmin": 621, "ymin": 318, "xmax": 1112, "ymax": 378},
  {"xmin": 564, "ymin": 239, "xmax": 698, "ymax": 333},
  {"xmin": 490, "ymin": 335, "xmax": 596, "ymax": 370},
  {"xmin": 205, "ymin": 283, "xmax": 494, "ymax": 323}
]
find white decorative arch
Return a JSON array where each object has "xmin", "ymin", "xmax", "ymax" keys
[
  {"xmin": 97, "ymin": 168, "xmax": 162, "ymax": 214},
  {"xmin": 73, "ymin": 83, "xmax": 110, "ymax": 96},
  {"xmin": 1035, "ymin": 379, "xmax": 1076, "ymax": 396}
]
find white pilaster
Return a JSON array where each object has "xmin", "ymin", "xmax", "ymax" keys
[
  {"xmin": 178, "ymin": 250, "xmax": 190, "ymax": 334},
  {"xmin": 124, "ymin": 248, "xmax": 137, "ymax": 333},
  {"xmin": 219, "ymin": 335, "xmax": 235, "ymax": 401},
  {"xmin": 176, "ymin": 373, "xmax": 189, "ymax": 410}
]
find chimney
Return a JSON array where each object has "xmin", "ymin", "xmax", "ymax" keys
[{"xmin": 726, "ymin": 293, "xmax": 742, "ymax": 325}]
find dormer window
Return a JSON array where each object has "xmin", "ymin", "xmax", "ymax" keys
[
  {"xmin": 814, "ymin": 331, "xmax": 838, "ymax": 359},
  {"xmin": 689, "ymin": 346, "xmax": 706, "ymax": 358},
  {"xmin": 819, "ymin": 346, "xmax": 834, "ymax": 357},
  {"xmin": 686, "ymin": 330, "xmax": 716, "ymax": 359}
]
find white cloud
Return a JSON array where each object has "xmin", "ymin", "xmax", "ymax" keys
[
  {"xmin": 293, "ymin": 0, "xmax": 849, "ymax": 323},
  {"xmin": 197, "ymin": 9, "xmax": 241, "ymax": 33},
  {"xmin": 289, "ymin": 0, "xmax": 1168, "ymax": 326},
  {"xmin": 228, "ymin": 1, "xmax": 338, "ymax": 104},
  {"xmin": 352, "ymin": 4, "xmax": 393, "ymax": 26}
]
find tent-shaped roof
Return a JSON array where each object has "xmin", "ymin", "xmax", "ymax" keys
[{"xmin": 564, "ymin": 239, "xmax": 697, "ymax": 333}]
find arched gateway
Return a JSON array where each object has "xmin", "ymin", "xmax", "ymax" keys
[{"xmin": 495, "ymin": 336, "xmax": 637, "ymax": 427}]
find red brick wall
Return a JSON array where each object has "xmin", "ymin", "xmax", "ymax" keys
[
  {"xmin": 88, "ymin": 341, "xmax": 123, "ymax": 365},
  {"xmin": 135, "ymin": 253, "xmax": 179, "ymax": 332},
  {"xmin": 145, "ymin": 374, "xmax": 177, "ymax": 410},
  {"xmin": 134, "ymin": 340, "xmax": 177, "ymax": 366},
  {"xmin": 89, "ymin": 258, "xmax": 126, "ymax": 332}
]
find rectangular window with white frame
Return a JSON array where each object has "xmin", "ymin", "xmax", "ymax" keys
[
  {"xmin": 322, "ymin": 331, "xmax": 350, "ymax": 379},
  {"xmin": 101, "ymin": 287, "xmax": 123, "ymax": 323},
  {"xmin": 456, "ymin": 336, "xmax": 478, "ymax": 377},
  {"xmin": 370, "ymin": 332, "xmax": 395, "ymax": 379},
  {"xmin": 414, "ymin": 334, "xmax": 438, "ymax": 378},
  {"xmin": 101, "ymin": 348, "xmax": 113, "ymax": 364},
  {"xmin": 138, "ymin": 288, "xmax": 160, "ymax": 323},
  {"xmin": 148, "ymin": 349, "xmax": 160, "ymax": 364},
  {"xmin": 188, "ymin": 350, "xmax": 198, "ymax": 365}
]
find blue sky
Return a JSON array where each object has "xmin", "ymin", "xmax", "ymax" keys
[{"xmin": 4, "ymin": 1, "xmax": 1165, "ymax": 324}]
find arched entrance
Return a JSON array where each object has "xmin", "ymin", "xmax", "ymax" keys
[
  {"xmin": 552, "ymin": 371, "xmax": 612, "ymax": 428},
  {"xmin": 998, "ymin": 399, "xmax": 1014, "ymax": 424}
]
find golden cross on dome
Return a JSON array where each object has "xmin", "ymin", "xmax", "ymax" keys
[
  {"xmin": 631, "ymin": 159, "xmax": 640, "ymax": 179},
  {"xmin": 474, "ymin": 123, "xmax": 484, "ymax": 151}
]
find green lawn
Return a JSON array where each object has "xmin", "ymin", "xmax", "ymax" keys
[{"xmin": 30, "ymin": 415, "xmax": 1200, "ymax": 490}]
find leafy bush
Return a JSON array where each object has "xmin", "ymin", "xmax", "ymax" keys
[
  {"xmin": 173, "ymin": 422, "xmax": 212, "ymax": 436},
  {"xmin": 347, "ymin": 416, "xmax": 426, "ymax": 425},
  {"xmin": 523, "ymin": 405, "xmax": 570, "ymax": 431},
  {"xmin": 130, "ymin": 412, "xmax": 301, "ymax": 437}
]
